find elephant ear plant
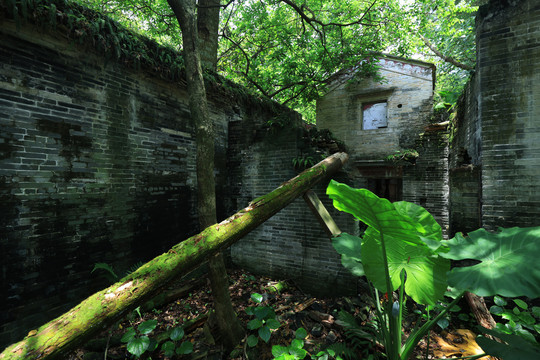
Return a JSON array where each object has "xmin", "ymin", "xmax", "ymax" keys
[{"xmin": 326, "ymin": 180, "xmax": 540, "ymax": 360}]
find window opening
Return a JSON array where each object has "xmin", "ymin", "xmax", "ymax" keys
[{"xmin": 362, "ymin": 101, "xmax": 388, "ymax": 130}]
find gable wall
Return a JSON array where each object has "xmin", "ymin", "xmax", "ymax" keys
[{"xmin": 316, "ymin": 58, "xmax": 434, "ymax": 162}]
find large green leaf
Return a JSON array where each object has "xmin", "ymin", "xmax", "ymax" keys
[
  {"xmin": 327, "ymin": 181, "xmax": 448, "ymax": 305},
  {"xmin": 247, "ymin": 319, "xmax": 263, "ymax": 330},
  {"xmin": 127, "ymin": 336, "xmax": 150, "ymax": 357},
  {"xmin": 169, "ymin": 326, "xmax": 184, "ymax": 341},
  {"xmin": 394, "ymin": 201, "xmax": 449, "ymax": 254},
  {"xmin": 121, "ymin": 327, "xmax": 136, "ymax": 343},
  {"xmin": 272, "ymin": 345, "xmax": 288, "ymax": 357},
  {"xmin": 176, "ymin": 341, "xmax": 193, "ymax": 355},
  {"xmin": 331, "ymin": 233, "xmax": 364, "ymax": 276},
  {"xmin": 442, "ymin": 227, "xmax": 540, "ymax": 297},
  {"xmin": 393, "ymin": 201, "xmax": 442, "ymax": 240},
  {"xmin": 161, "ymin": 341, "xmax": 175, "ymax": 357},
  {"xmin": 326, "ymin": 180, "xmax": 420, "ymax": 245},
  {"xmin": 138, "ymin": 319, "xmax": 157, "ymax": 335},
  {"xmin": 476, "ymin": 329, "xmax": 540, "ymax": 360},
  {"xmin": 362, "ymin": 229, "xmax": 449, "ymax": 305},
  {"xmin": 259, "ymin": 325, "xmax": 271, "ymax": 343}
]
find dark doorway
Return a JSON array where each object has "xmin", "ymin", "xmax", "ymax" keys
[{"xmin": 367, "ymin": 178, "xmax": 403, "ymax": 203}]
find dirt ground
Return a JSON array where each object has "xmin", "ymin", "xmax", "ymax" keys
[{"xmin": 67, "ymin": 268, "xmax": 489, "ymax": 360}]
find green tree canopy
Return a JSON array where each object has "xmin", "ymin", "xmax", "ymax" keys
[
  {"xmin": 386, "ymin": 0, "xmax": 477, "ymax": 104},
  {"xmin": 76, "ymin": 0, "xmax": 478, "ymax": 121}
]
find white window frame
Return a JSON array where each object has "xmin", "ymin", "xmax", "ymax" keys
[{"xmin": 362, "ymin": 101, "xmax": 388, "ymax": 130}]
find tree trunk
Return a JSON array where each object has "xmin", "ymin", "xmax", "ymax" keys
[
  {"xmin": 197, "ymin": 0, "xmax": 220, "ymax": 72},
  {"xmin": 167, "ymin": 0, "xmax": 244, "ymax": 350},
  {"xmin": 464, "ymin": 292, "xmax": 497, "ymax": 330},
  {"xmin": 207, "ymin": 252, "xmax": 246, "ymax": 348},
  {"xmin": 0, "ymin": 152, "xmax": 348, "ymax": 360},
  {"xmin": 196, "ymin": 0, "xmax": 245, "ymax": 349}
]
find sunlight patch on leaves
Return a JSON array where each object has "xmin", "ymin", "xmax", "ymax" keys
[{"xmin": 442, "ymin": 227, "xmax": 540, "ymax": 298}]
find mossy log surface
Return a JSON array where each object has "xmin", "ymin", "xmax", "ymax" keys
[{"xmin": 0, "ymin": 152, "xmax": 348, "ymax": 360}]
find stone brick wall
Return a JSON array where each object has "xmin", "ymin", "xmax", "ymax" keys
[
  {"xmin": 449, "ymin": 166, "xmax": 481, "ymax": 235},
  {"xmin": 403, "ymin": 127, "xmax": 450, "ymax": 237},
  {"xmin": 450, "ymin": 0, "xmax": 540, "ymax": 232},
  {"xmin": 227, "ymin": 118, "xmax": 359, "ymax": 297},
  {"xmin": 0, "ymin": 18, "xmax": 274, "ymax": 347},
  {"xmin": 450, "ymin": 75, "xmax": 481, "ymax": 167},
  {"xmin": 317, "ymin": 56, "xmax": 435, "ymax": 162},
  {"xmin": 448, "ymin": 74, "xmax": 482, "ymax": 236},
  {"xmin": 476, "ymin": 0, "xmax": 540, "ymax": 230}
]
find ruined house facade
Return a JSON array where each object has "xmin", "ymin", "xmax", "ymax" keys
[
  {"xmin": 317, "ymin": 0, "xmax": 540, "ymax": 237},
  {"xmin": 316, "ymin": 56, "xmax": 450, "ymax": 235}
]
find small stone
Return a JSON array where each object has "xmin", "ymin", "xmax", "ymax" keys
[
  {"xmin": 325, "ymin": 330, "xmax": 337, "ymax": 344},
  {"xmin": 311, "ymin": 324, "xmax": 323, "ymax": 337}
]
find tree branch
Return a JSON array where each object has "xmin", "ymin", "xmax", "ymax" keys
[
  {"xmin": 279, "ymin": 0, "xmax": 378, "ymax": 28},
  {"xmin": 197, "ymin": 0, "xmax": 234, "ymax": 9},
  {"xmin": 420, "ymin": 34, "xmax": 473, "ymax": 71},
  {"xmin": 221, "ymin": 33, "xmax": 251, "ymax": 78}
]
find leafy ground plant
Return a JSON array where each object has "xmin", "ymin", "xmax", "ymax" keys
[
  {"xmin": 121, "ymin": 319, "xmax": 158, "ymax": 358},
  {"xmin": 160, "ymin": 326, "xmax": 194, "ymax": 357},
  {"xmin": 489, "ymin": 295, "xmax": 540, "ymax": 343},
  {"xmin": 326, "ymin": 179, "xmax": 540, "ymax": 360},
  {"xmin": 246, "ymin": 293, "xmax": 281, "ymax": 347},
  {"xmin": 272, "ymin": 327, "xmax": 308, "ymax": 360},
  {"xmin": 120, "ymin": 318, "xmax": 193, "ymax": 358}
]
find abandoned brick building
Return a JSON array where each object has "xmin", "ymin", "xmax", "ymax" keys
[
  {"xmin": 0, "ymin": 0, "xmax": 539, "ymax": 349},
  {"xmin": 315, "ymin": 55, "xmax": 449, "ymax": 233}
]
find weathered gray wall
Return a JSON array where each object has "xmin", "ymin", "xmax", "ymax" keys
[
  {"xmin": 316, "ymin": 56, "xmax": 435, "ymax": 162},
  {"xmin": 449, "ymin": 75, "xmax": 482, "ymax": 235},
  {"xmin": 403, "ymin": 127, "xmax": 450, "ymax": 236},
  {"xmin": 0, "ymin": 25, "xmax": 192, "ymax": 346},
  {"xmin": 450, "ymin": 0, "xmax": 540, "ymax": 233},
  {"xmin": 227, "ymin": 119, "xmax": 358, "ymax": 297},
  {"xmin": 477, "ymin": 0, "xmax": 540, "ymax": 230},
  {"xmin": 0, "ymin": 16, "xmax": 295, "ymax": 347}
]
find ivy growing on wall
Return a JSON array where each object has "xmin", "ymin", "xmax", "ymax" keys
[
  {"xmin": 0, "ymin": 0, "xmax": 284, "ymax": 110},
  {"xmin": 2, "ymin": 0, "xmax": 188, "ymax": 78}
]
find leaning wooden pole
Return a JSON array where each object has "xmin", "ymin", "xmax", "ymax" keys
[{"xmin": 0, "ymin": 152, "xmax": 348, "ymax": 360}]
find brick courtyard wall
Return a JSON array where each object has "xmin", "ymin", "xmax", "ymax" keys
[
  {"xmin": 227, "ymin": 118, "xmax": 359, "ymax": 297},
  {"xmin": 0, "ymin": 8, "xmax": 359, "ymax": 346},
  {"xmin": 449, "ymin": 0, "xmax": 540, "ymax": 232},
  {"xmin": 403, "ymin": 127, "xmax": 450, "ymax": 237},
  {"xmin": 0, "ymin": 15, "xmax": 281, "ymax": 347},
  {"xmin": 476, "ymin": 0, "xmax": 540, "ymax": 230},
  {"xmin": 448, "ymin": 75, "xmax": 482, "ymax": 236},
  {"xmin": 449, "ymin": 0, "xmax": 540, "ymax": 233}
]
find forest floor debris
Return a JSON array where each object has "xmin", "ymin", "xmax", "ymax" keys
[{"xmin": 68, "ymin": 268, "xmax": 489, "ymax": 360}]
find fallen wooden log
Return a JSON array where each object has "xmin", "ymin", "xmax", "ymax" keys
[{"xmin": 0, "ymin": 152, "xmax": 348, "ymax": 360}]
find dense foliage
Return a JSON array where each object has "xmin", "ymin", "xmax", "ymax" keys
[
  {"xmin": 74, "ymin": 0, "xmax": 477, "ymax": 121},
  {"xmin": 328, "ymin": 180, "xmax": 540, "ymax": 360},
  {"xmin": 388, "ymin": 0, "xmax": 477, "ymax": 107}
]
